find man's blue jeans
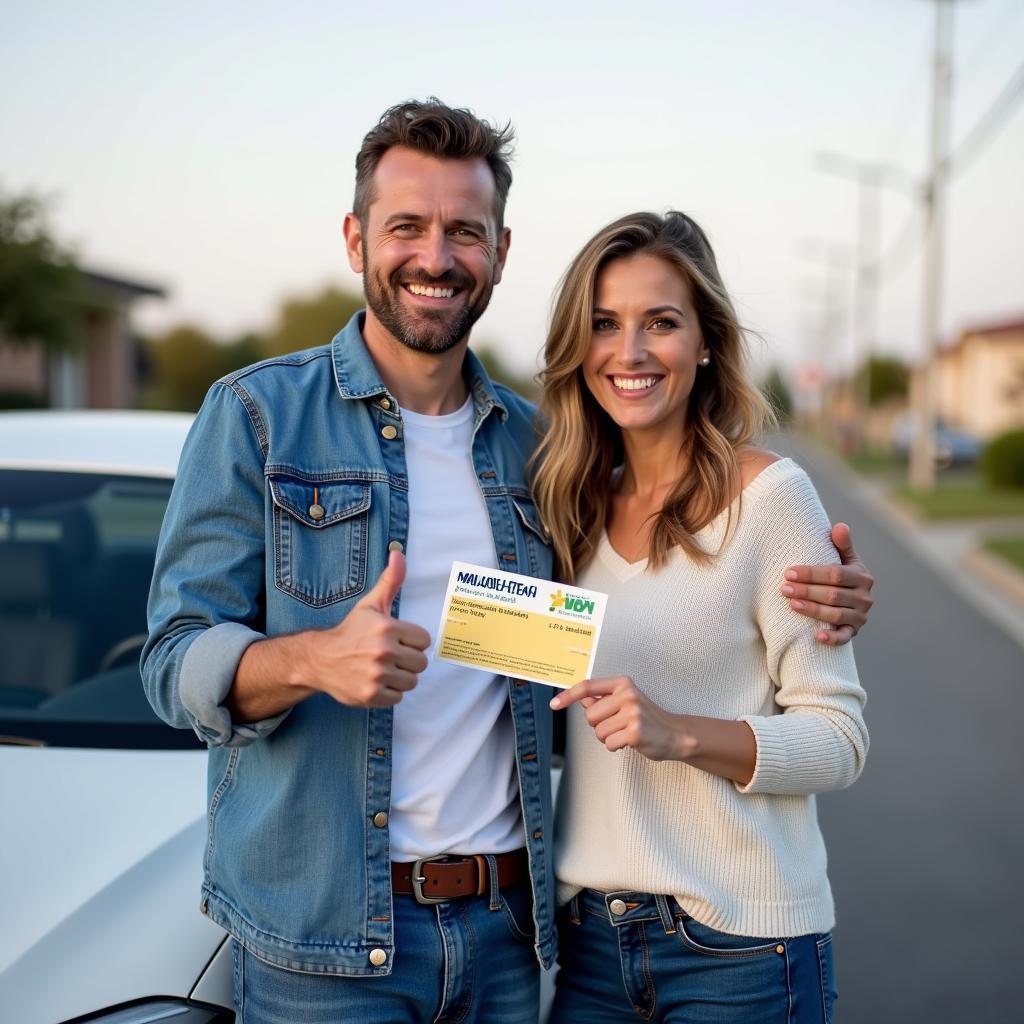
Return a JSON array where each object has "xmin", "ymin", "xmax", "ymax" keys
[
  {"xmin": 550, "ymin": 889, "xmax": 836, "ymax": 1024},
  {"xmin": 232, "ymin": 882, "xmax": 539, "ymax": 1023}
]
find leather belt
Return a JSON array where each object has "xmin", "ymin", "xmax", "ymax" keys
[{"xmin": 391, "ymin": 849, "xmax": 528, "ymax": 905}]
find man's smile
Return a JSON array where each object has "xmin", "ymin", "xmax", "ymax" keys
[{"xmin": 402, "ymin": 282, "xmax": 459, "ymax": 301}]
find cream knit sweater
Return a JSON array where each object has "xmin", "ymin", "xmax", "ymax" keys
[{"xmin": 554, "ymin": 458, "xmax": 868, "ymax": 938}]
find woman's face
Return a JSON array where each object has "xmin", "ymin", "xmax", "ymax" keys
[{"xmin": 582, "ymin": 253, "xmax": 709, "ymax": 441}]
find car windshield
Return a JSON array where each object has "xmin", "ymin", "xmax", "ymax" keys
[{"xmin": 0, "ymin": 469, "xmax": 202, "ymax": 750}]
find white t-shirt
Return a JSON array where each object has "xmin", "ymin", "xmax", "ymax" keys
[{"xmin": 388, "ymin": 396, "xmax": 523, "ymax": 861}]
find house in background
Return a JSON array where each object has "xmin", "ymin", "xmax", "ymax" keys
[
  {"xmin": 0, "ymin": 268, "xmax": 165, "ymax": 409},
  {"xmin": 925, "ymin": 316, "xmax": 1024, "ymax": 440}
]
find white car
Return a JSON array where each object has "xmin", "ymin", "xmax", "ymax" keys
[
  {"xmin": 0, "ymin": 410, "xmax": 563, "ymax": 1022},
  {"xmin": 0, "ymin": 411, "xmax": 234, "ymax": 1024}
]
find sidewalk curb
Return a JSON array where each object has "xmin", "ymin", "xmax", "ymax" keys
[
  {"xmin": 787, "ymin": 435, "xmax": 1024, "ymax": 650},
  {"xmin": 963, "ymin": 547, "xmax": 1024, "ymax": 605}
]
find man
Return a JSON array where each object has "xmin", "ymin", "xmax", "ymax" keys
[{"xmin": 143, "ymin": 99, "xmax": 874, "ymax": 1023}]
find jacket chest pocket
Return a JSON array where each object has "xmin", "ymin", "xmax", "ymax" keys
[{"xmin": 269, "ymin": 476, "xmax": 371, "ymax": 607}]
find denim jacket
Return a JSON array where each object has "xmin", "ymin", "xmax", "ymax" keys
[{"xmin": 142, "ymin": 313, "xmax": 557, "ymax": 974}]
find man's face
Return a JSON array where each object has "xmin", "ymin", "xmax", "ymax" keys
[{"xmin": 344, "ymin": 147, "xmax": 510, "ymax": 354}]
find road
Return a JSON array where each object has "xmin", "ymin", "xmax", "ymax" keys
[{"xmin": 780, "ymin": 435, "xmax": 1024, "ymax": 1023}]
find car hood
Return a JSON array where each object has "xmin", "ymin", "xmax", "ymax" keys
[{"xmin": 0, "ymin": 746, "xmax": 229, "ymax": 1024}]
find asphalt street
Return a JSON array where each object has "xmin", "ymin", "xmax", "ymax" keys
[{"xmin": 778, "ymin": 435, "xmax": 1024, "ymax": 1023}]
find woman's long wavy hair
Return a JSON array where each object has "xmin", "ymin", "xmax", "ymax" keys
[{"xmin": 530, "ymin": 211, "xmax": 775, "ymax": 583}]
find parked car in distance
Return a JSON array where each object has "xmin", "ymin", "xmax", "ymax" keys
[
  {"xmin": 890, "ymin": 414, "xmax": 982, "ymax": 469},
  {"xmin": 0, "ymin": 411, "xmax": 235, "ymax": 1024}
]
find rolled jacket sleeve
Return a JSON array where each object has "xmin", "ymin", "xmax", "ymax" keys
[{"xmin": 141, "ymin": 380, "xmax": 291, "ymax": 747}]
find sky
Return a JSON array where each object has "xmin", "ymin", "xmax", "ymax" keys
[{"xmin": 2, "ymin": 0, "xmax": 1022, "ymax": 387}]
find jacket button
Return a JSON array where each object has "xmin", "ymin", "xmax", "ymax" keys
[
  {"xmin": 387, "ymin": 540, "xmax": 404, "ymax": 553},
  {"xmin": 201, "ymin": 899, "xmax": 209, "ymax": 915},
  {"xmin": 309, "ymin": 503, "xmax": 325, "ymax": 521},
  {"xmin": 776, "ymin": 944, "xmax": 785, "ymax": 955},
  {"xmin": 379, "ymin": 398, "xmax": 392, "ymax": 410},
  {"xmin": 369, "ymin": 948, "xmax": 387, "ymax": 966},
  {"xmin": 373, "ymin": 811, "xmax": 388, "ymax": 828},
  {"xmin": 609, "ymin": 899, "xmax": 627, "ymax": 916},
  {"xmin": 381, "ymin": 425, "xmax": 398, "ymax": 440}
]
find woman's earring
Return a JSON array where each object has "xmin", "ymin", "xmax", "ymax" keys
[{"xmin": 699, "ymin": 356, "xmax": 711, "ymax": 367}]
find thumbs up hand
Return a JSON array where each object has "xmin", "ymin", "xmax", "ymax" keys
[
  {"xmin": 356, "ymin": 547, "xmax": 409, "ymax": 616},
  {"xmin": 309, "ymin": 550, "xmax": 431, "ymax": 708}
]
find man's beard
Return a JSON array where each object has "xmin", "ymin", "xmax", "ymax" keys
[{"xmin": 363, "ymin": 246, "xmax": 493, "ymax": 355}]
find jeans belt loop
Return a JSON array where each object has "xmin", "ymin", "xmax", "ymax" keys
[
  {"xmin": 482, "ymin": 854, "xmax": 500, "ymax": 909},
  {"xmin": 568, "ymin": 893, "xmax": 582, "ymax": 926},
  {"xmin": 655, "ymin": 893, "xmax": 677, "ymax": 934}
]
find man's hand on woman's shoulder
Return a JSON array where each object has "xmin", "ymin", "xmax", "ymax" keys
[{"xmin": 781, "ymin": 522, "xmax": 875, "ymax": 647}]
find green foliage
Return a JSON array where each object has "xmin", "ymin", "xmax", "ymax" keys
[
  {"xmin": 474, "ymin": 345, "xmax": 538, "ymax": 402},
  {"xmin": 143, "ymin": 326, "xmax": 262, "ymax": 412},
  {"xmin": 855, "ymin": 356, "xmax": 908, "ymax": 407},
  {"xmin": 263, "ymin": 286, "xmax": 362, "ymax": 357},
  {"xmin": 142, "ymin": 283, "xmax": 541, "ymax": 412},
  {"xmin": 984, "ymin": 536, "xmax": 1024, "ymax": 573},
  {"xmin": 895, "ymin": 477, "xmax": 1024, "ymax": 518},
  {"xmin": 980, "ymin": 428, "xmax": 1024, "ymax": 490},
  {"xmin": 0, "ymin": 188, "xmax": 83, "ymax": 351},
  {"xmin": 759, "ymin": 366, "xmax": 792, "ymax": 423},
  {"xmin": 142, "ymin": 284, "xmax": 362, "ymax": 411}
]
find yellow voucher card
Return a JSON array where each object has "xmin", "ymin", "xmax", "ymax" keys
[{"xmin": 436, "ymin": 561, "xmax": 607, "ymax": 689}]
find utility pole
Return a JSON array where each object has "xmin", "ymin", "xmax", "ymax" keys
[
  {"xmin": 911, "ymin": 0, "xmax": 958, "ymax": 492},
  {"xmin": 814, "ymin": 154, "xmax": 921, "ymax": 446},
  {"xmin": 797, "ymin": 239, "xmax": 855, "ymax": 445}
]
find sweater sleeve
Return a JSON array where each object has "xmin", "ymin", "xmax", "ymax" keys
[{"xmin": 736, "ymin": 464, "xmax": 868, "ymax": 796}]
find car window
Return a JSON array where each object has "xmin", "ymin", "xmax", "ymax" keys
[{"xmin": 0, "ymin": 469, "xmax": 203, "ymax": 750}]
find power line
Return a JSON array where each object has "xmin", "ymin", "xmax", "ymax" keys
[
  {"xmin": 874, "ymin": 204, "xmax": 923, "ymax": 287},
  {"xmin": 872, "ymin": 48, "xmax": 1024, "ymax": 286},
  {"xmin": 947, "ymin": 55, "xmax": 1024, "ymax": 174},
  {"xmin": 956, "ymin": 0, "xmax": 1024, "ymax": 85}
]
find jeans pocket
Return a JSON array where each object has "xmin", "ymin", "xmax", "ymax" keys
[
  {"xmin": 499, "ymin": 884, "xmax": 536, "ymax": 945},
  {"xmin": 816, "ymin": 933, "xmax": 836, "ymax": 1024},
  {"xmin": 204, "ymin": 747, "xmax": 240, "ymax": 874},
  {"xmin": 677, "ymin": 917, "xmax": 782, "ymax": 959}
]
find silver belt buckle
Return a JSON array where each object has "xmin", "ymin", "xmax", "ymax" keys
[{"xmin": 411, "ymin": 856, "xmax": 450, "ymax": 905}]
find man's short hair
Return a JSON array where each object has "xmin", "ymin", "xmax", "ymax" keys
[{"xmin": 353, "ymin": 98, "xmax": 515, "ymax": 228}]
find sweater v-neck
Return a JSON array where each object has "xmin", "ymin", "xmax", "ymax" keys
[{"xmin": 596, "ymin": 457, "xmax": 796, "ymax": 582}]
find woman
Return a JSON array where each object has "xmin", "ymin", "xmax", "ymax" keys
[{"xmin": 531, "ymin": 211, "xmax": 868, "ymax": 1023}]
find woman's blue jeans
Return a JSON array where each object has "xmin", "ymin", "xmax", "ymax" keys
[
  {"xmin": 232, "ymin": 882, "xmax": 539, "ymax": 1023},
  {"xmin": 549, "ymin": 889, "xmax": 836, "ymax": 1024}
]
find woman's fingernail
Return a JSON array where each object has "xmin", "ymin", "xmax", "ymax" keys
[
  {"xmin": 782, "ymin": 585, "xmax": 795, "ymax": 596},
  {"xmin": 792, "ymin": 600, "xmax": 805, "ymax": 610},
  {"xmin": 549, "ymin": 698, "xmax": 560, "ymax": 709},
  {"xmin": 785, "ymin": 570, "xmax": 798, "ymax": 581}
]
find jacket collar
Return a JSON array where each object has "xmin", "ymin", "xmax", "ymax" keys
[{"xmin": 331, "ymin": 311, "xmax": 508, "ymax": 422}]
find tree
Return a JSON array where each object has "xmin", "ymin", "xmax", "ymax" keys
[
  {"xmin": 263, "ymin": 285, "xmax": 363, "ymax": 357},
  {"xmin": 855, "ymin": 356, "xmax": 908, "ymax": 407},
  {"xmin": 0, "ymin": 187, "xmax": 82, "ymax": 351},
  {"xmin": 474, "ymin": 344, "xmax": 539, "ymax": 402},
  {"xmin": 760, "ymin": 366, "xmax": 793, "ymax": 424},
  {"xmin": 143, "ymin": 325, "xmax": 247, "ymax": 411}
]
